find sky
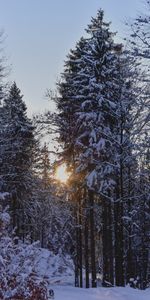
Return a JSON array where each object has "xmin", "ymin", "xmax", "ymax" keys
[{"xmin": 0, "ymin": 0, "xmax": 146, "ymax": 116}]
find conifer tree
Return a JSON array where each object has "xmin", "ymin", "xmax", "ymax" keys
[
  {"xmin": 1, "ymin": 82, "xmax": 35, "ymax": 236},
  {"xmin": 50, "ymin": 7, "xmax": 150, "ymax": 289},
  {"xmin": 53, "ymin": 9, "xmax": 124, "ymax": 287}
]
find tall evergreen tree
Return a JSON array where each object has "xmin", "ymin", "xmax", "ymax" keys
[
  {"xmin": 1, "ymin": 82, "xmax": 35, "ymax": 236},
  {"xmin": 53, "ymin": 9, "xmax": 128, "ymax": 287},
  {"xmin": 49, "ymin": 7, "xmax": 150, "ymax": 289}
]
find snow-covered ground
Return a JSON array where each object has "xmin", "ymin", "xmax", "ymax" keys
[
  {"xmin": 1, "ymin": 193, "xmax": 149, "ymax": 300},
  {"xmin": 21, "ymin": 247, "xmax": 150, "ymax": 300},
  {"xmin": 34, "ymin": 249, "xmax": 149, "ymax": 300},
  {"xmin": 1, "ymin": 233, "xmax": 149, "ymax": 300},
  {"xmin": 51, "ymin": 285, "xmax": 150, "ymax": 300}
]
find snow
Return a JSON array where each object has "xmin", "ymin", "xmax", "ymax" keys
[
  {"xmin": 49, "ymin": 286, "xmax": 150, "ymax": 300},
  {"xmin": 0, "ymin": 192, "xmax": 9, "ymax": 200},
  {"xmin": 33, "ymin": 248, "xmax": 74, "ymax": 285},
  {"xmin": 1, "ymin": 242, "xmax": 74, "ymax": 285},
  {"xmin": 0, "ymin": 218, "xmax": 150, "ymax": 299},
  {"xmin": 0, "ymin": 211, "xmax": 10, "ymax": 225},
  {"xmin": 35, "ymin": 249, "xmax": 150, "ymax": 300},
  {"xmin": 96, "ymin": 137, "xmax": 105, "ymax": 153},
  {"xmin": 87, "ymin": 170, "xmax": 97, "ymax": 189}
]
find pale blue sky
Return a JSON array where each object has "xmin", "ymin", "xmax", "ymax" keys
[{"xmin": 0, "ymin": 0, "xmax": 145, "ymax": 115}]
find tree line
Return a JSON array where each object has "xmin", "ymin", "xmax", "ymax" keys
[{"xmin": 0, "ymin": 76, "xmax": 73, "ymax": 254}]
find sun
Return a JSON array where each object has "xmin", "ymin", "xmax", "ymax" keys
[{"xmin": 55, "ymin": 163, "xmax": 70, "ymax": 184}]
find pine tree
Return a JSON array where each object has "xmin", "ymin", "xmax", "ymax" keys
[
  {"xmin": 50, "ymin": 8, "xmax": 150, "ymax": 288},
  {"xmin": 1, "ymin": 82, "xmax": 35, "ymax": 236},
  {"xmin": 53, "ymin": 9, "xmax": 124, "ymax": 287}
]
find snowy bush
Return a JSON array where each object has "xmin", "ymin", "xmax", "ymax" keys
[{"xmin": 0, "ymin": 202, "xmax": 49, "ymax": 300}]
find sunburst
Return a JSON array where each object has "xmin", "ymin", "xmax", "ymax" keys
[{"xmin": 55, "ymin": 163, "xmax": 70, "ymax": 184}]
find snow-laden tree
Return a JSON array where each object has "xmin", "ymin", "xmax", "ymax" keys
[
  {"xmin": 124, "ymin": 1, "xmax": 150, "ymax": 288},
  {"xmin": 50, "ymin": 7, "xmax": 150, "ymax": 289},
  {"xmin": 52, "ymin": 9, "xmax": 133, "ymax": 287},
  {"xmin": 128, "ymin": 0, "xmax": 150, "ymax": 65},
  {"xmin": 129, "ymin": 135, "xmax": 150, "ymax": 289},
  {"xmin": 22, "ymin": 140, "xmax": 74, "ymax": 255},
  {"xmin": 0, "ymin": 82, "xmax": 35, "ymax": 236}
]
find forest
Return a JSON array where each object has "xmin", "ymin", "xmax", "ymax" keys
[{"xmin": 0, "ymin": 1, "xmax": 150, "ymax": 299}]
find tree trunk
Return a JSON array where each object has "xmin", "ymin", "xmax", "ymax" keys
[
  {"xmin": 102, "ymin": 199, "xmax": 114, "ymax": 286},
  {"xmin": 114, "ymin": 171, "xmax": 125, "ymax": 286},
  {"xmin": 78, "ymin": 195, "xmax": 83, "ymax": 287},
  {"xmin": 126, "ymin": 167, "xmax": 135, "ymax": 284},
  {"xmin": 75, "ymin": 206, "xmax": 79, "ymax": 287},
  {"xmin": 84, "ymin": 188, "xmax": 89, "ymax": 288},
  {"xmin": 88, "ymin": 189, "xmax": 97, "ymax": 287}
]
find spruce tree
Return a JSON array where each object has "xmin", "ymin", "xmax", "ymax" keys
[
  {"xmin": 51, "ymin": 8, "xmax": 150, "ymax": 288},
  {"xmin": 1, "ymin": 82, "xmax": 35, "ymax": 236},
  {"xmin": 54, "ymin": 9, "xmax": 123, "ymax": 287}
]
